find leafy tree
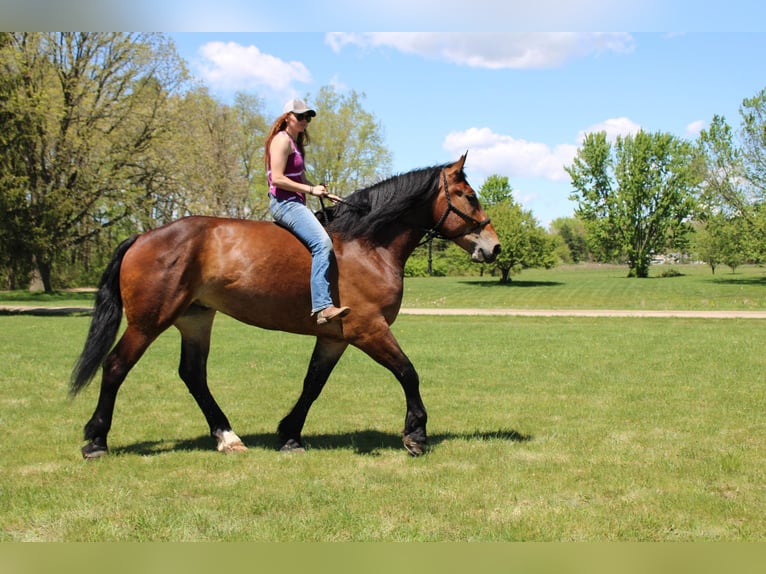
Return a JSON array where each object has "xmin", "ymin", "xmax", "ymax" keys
[
  {"xmin": 694, "ymin": 89, "xmax": 766, "ymax": 265},
  {"xmin": 153, "ymin": 87, "xmax": 255, "ymax": 222},
  {"xmin": 695, "ymin": 213, "xmax": 755, "ymax": 274},
  {"xmin": 566, "ymin": 130, "xmax": 700, "ymax": 278},
  {"xmin": 696, "ymin": 115, "xmax": 750, "ymax": 218},
  {"xmin": 305, "ymin": 86, "xmax": 392, "ymax": 204},
  {"xmin": 549, "ymin": 216, "xmax": 590, "ymax": 263},
  {"xmin": 479, "ymin": 174, "xmax": 514, "ymax": 207},
  {"xmin": 693, "ymin": 218, "xmax": 724, "ymax": 275},
  {"xmin": 479, "ymin": 176, "xmax": 555, "ymax": 283},
  {"xmin": 0, "ymin": 32, "xmax": 187, "ymax": 291},
  {"xmin": 232, "ymin": 91, "xmax": 270, "ymax": 219},
  {"xmin": 740, "ymin": 87, "xmax": 766, "ymax": 197}
]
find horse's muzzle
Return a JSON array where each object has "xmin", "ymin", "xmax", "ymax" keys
[{"xmin": 472, "ymin": 242, "xmax": 501, "ymax": 263}]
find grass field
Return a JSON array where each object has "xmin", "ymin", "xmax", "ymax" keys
[
  {"xmin": 3, "ymin": 262, "xmax": 765, "ymax": 312},
  {"xmin": 401, "ymin": 263, "xmax": 766, "ymax": 311},
  {"xmin": 1, "ymin": 264, "xmax": 765, "ymax": 542}
]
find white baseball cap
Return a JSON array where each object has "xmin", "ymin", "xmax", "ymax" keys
[{"xmin": 283, "ymin": 98, "xmax": 316, "ymax": 117}]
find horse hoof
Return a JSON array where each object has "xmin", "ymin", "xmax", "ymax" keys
[
  {"xmin": 81, "ymin": 442, "xmax": 109, "ymax": 459},
  {"xmin": 403, "ymin": 435, "xmax": 426, "ymax": 457},
  {"xmin": 215, "ymin": 430, "xmax": 247, "ymax": 454},
  {"xmin": 279, "ymin": 438, "xmax": 306, "ymax": 453},
  {"xmin": 220, "ymin": 441, "xmax": 248, "ymax": 454}
]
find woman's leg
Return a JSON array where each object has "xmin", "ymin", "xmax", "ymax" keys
[{"xmin": 270, "ymin": 197, "xmax": 335, "ymax": 313}]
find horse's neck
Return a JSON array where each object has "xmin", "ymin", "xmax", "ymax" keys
[{"xmin": 377, "ymin": 225, "xmax": 427, "ymax": 269}]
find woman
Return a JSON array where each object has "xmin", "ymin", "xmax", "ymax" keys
[{"xmin": 265, "ymin": 98, "xmax": 350, "ymax": 325}]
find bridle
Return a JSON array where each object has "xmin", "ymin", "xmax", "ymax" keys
[{"xmin": 420, "ymin": 169, "xmax": 492, "ymax": 245}]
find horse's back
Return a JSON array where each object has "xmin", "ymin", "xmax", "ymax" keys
[
  {"xmin": 119, "ymin": 215, "xmax": 402, "ymax": 334},
  {"xmin": 118, "ymin": 217, "xmax": 308, "ymax": 326}
]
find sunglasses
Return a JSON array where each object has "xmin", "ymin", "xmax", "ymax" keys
[{"xmin": 293, "ymin": 112, "xmax": 312, "ymax": 122}]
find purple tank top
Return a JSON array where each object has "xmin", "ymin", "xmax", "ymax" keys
[{"xmin": 268, "ymin": 132, "xmax": 306, "ymax": 204}]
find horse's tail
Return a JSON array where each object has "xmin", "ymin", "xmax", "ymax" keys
[{"xmin": 69, "ymin": 235, "xmax": 138, "ymax": 397}]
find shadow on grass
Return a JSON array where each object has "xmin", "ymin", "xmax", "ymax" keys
[
  {"xmin": 112, "ymin": 428, "xmax": 532, "ymax": 457},
  {"xmin": 459, "ymin": 279, "xmax": 562, "ymax": 288},
  {"xmin": 707, "ymin": 275, "xmax": 766, "ymax": 286},
  {"xmin": 0, "ymin": 307, "xmax": 92, "ymax": 316}
]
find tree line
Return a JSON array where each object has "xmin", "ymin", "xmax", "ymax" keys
[
  {"xmin": 2, "ymin": 33, "xmax": 765, "ymax": 290},
  {"xmin": 413, "ymin": 87, "xmax": 766, "ymax": 282},
  {"xmin": 0, "ymin": 33, "xmax": 390, "ymax": 291},
  {"xmin": 565, "ymin": 95, "xmax": 766, "ymax": 277}
]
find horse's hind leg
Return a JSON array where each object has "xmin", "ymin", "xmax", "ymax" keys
[
  {"xmin": 81, "ymin": 325, "xmax": 154, "ymax": 458},
  {"xmin": 278, "ymin": 338, "xmax": 348, "ymax": 452},
  {"xmin": 175, "ymin": 307, "xmax": 246, "ymax": 453}
]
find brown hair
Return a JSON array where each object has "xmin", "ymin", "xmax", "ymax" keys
[{"xmin": 263, "ymin": 112, "xmax": 311, "ymax": 170}]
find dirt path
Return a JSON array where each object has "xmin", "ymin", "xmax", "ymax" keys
[
  {"xmin": 2, "ymin": 305, "xmax": 766, "ymax": 319},
  {"xmin": 399, "ymin": 308, "xmax": 766, "ymax": 319}
]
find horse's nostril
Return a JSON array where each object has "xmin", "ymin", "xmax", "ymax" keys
[{"xmin": 493, "ymin": 244, "xmax": 501, "ymax": 255}]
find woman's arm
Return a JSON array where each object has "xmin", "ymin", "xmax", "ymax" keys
[{"xmin": 269, "ymin": 135, "xmax": 326, "ymax": 196}]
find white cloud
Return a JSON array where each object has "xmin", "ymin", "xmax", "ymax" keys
[
  {"xmin": 443, "ymin": 127, "xmax": 578, "ymax": 182},
  {"xmin": 196, "ymin": 41, "xmax": 311, "ymax": 92},
  {"xmin": 326, "ymin": 32, "xmax": 634, "ymax": 69},
  {"xmin": 443, "ymin": 116, "xmax": 643, "ymax": 184},
  {"xmin": 686, "ymin": 120, "xmax": 705, "ymax": 136},
  {"xmin": 328, "ymin": 74, "xmax": 348, "ymax": 93},
  {"xmin": 577, "ymin": 117, "xmax": 643, "ymax": 143}
]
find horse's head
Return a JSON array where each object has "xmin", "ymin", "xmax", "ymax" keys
[{"xmin": 429, "ymin": 154, "xmax": 501, "ymax": 263}]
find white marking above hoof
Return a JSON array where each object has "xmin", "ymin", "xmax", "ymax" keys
[{"xmin": 215, "ymin": 430, "xmax": 247, "ymax": 453}]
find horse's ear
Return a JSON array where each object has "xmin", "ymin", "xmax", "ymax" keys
[{"xmin": 456, "ymin": 151, "xmax": 468, "ymax": 170}]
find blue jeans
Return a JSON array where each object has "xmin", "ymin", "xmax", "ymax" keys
[{"xmin": 269, "ymin": 195, "xmax": 335, "ymax": 314}]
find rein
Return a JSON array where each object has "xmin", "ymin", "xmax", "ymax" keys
[
  {"xmin": 418, "ymin": 169, "xmax": 491, "ymax": 246},
  {"xmin": 318, "ymin": 193, "xmax": 368, "ymax": 225}
]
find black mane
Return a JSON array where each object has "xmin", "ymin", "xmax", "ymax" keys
[{"xmin": 326, "ymin": 163, "xmax": 449, "ymax": 242}]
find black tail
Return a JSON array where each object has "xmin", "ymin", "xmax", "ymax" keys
[{"xmin": 69, "ymin": 235, "xmax": 138, "ymax": 397}]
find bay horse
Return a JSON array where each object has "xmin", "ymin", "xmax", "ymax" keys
[{"xmin": 69, "ymin": 154, "xmax": 500, "ymax": 459}]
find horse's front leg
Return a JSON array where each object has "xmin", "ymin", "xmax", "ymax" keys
[
  {"xmin": 353, "ymin": 323, "xmax": 428, "ymax": 456},
  {"xmin": 398, "ymin": 361, "xmax": 428, "ymax": 456},
  {"xmin": 278, "ymin": 338, "xmax": 348, "ymax": 452}
]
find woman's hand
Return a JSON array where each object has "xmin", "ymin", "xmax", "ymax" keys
[{"xmin": 310, "ymin": 184, "xmax": 328, "ymax": 197}]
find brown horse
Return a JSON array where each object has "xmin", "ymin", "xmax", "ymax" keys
[{"xmin": 70, "ymin": 154, "xmax": 500, "ymax": 458}]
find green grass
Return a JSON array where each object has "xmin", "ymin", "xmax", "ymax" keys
[
  {"xmin": 402, "ymin": 263, "xmax": 766, "ymax": 310},
  {"xmin": 0, "ymin": 289, "xmax": 96, "ymax": 307},
  {"xmin": 2, "ymin": 263, "xmax": 766, "ymax": 312},
  {"xmin": 1, "ymin": 307, "xmax": 765, "ymax": 541}
]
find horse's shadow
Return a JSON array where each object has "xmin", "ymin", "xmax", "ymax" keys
[{"xmin": 112, "ymin": 428, "xmax": 532, "ymax": 457}]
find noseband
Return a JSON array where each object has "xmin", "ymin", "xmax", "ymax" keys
[{"xmin": 421, "ymin": 169, "xmax": 492, "ymax": 244}]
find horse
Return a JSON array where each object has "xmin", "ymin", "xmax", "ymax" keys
[{"xmin": 69, "ymin": 154, "xmax": 501, "ymax": 459}]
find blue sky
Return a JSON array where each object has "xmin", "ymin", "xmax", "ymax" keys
[
  {"xmin": 168, "ymin": 31, "xmax": 766, "ymax": 225},
  {"xmin": 4, "ymin": 1, "xmax": 765, "ymax": 225}
]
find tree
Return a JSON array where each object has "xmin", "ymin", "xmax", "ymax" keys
[
  {"xmin": 740, "ymin": 87, "xmax": 766, "ymax": 196},
  {"xmin": 695, "ymin": 213, "xmax": 755, "ymax": 274},
  {"xmin": 152, "ymin": 87, "xmax": 255, "ymax": 223},
  {"xmin": 695, "ymin": 89, "xmax": 766, "ymax": 263},
  {"xmin": 305, "ymin": 86, "xmax": 392, "ymax": 206},
  {"xmin": 549, "ymin": 216, "xmax": 590, "ymax": 263},
  {"xmin": 566, "ymin": 130, "xmax": 700, "ymax": 278},
  {"xmin": 479, "ymin": 174, "xmax": 515, "ymax": 207},
  {"xmin": 232, "ymin": 91, "xmax": 270, "ymax": 219},
  {"xmin": 479, "ymin": 176, "xmax": 555, "ymax": 283},
  {"xmin": 0, "ymin": 32, "xmax": 188, "ymax": 291},
  {"xmin": 696, "ymin": 115, "xmax": 749, "ymax": 217}
]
